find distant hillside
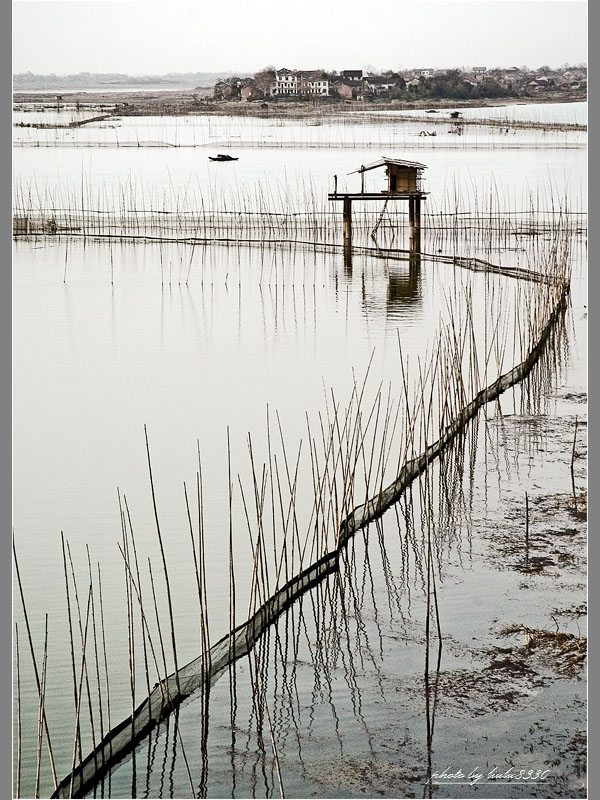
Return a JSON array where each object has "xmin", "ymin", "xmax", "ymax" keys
[{"xmin": 13, "ymin": 71, "xmax": 252, "ymax": 90}]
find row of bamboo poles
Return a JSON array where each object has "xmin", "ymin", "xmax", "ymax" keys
[
  {"xmin": 13, "ymin": 217, "xmax": 574, "ymax": 797},
  {"xmin": 12, "ymin": 108, "xmax": 586, "ymax": 153},
  {"xmin": 12, "ymin": 171, "xmax": 586, "ymax": 275}
]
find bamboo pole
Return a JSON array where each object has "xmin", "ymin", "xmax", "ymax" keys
[
  {"xmin": 13, "ymin": 539, "xmax": 58, "ymax": 791},
  {"xmin": 34, "ymin": 614, "xmax": 49, "ymax": 799},
  {"xmin": 15, "ymin": 623, "xmax": 22, "ymax": 799},
  {"xmin": 144, "ymin": 426, "xmax": 181, "ymax": 698}
]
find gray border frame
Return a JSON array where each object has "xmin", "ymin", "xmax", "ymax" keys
[
  {"xmin": 587, "ymin": 2, "xmax": 595, "ymax": 798},
  {"xmin": 6, "ymin": 3, "xmax": 591, "ymax": 799},
  {"xmin": 4, "ymin": 2, "xmax": 13, "ymax": 798}
]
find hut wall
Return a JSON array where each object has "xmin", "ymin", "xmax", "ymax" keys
[{"xmin": 391, "ymin": 168, "xmax": 418, "ymax": 192}]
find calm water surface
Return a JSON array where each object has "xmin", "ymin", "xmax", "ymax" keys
[
  {"xmin": 13, "ymin": 236, "xmax": 528, "ymax": 795},
  {"xmin": 361, "ymin": 101, "xmax": 587, "ymax": 125},
  {"xmin": 12, "ymin": 105, "xmax": 587, "ymax": 798}
]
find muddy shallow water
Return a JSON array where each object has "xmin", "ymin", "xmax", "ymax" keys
[
  {"xmin": 97, "ymin": 421, "xmax": 587, "ymax": 798},
  {"xmin": 86, "ymin": 278, "xmax": 587, "ymax": 799}
]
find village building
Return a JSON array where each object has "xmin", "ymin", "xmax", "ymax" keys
[
  {"xmin": 528, "ymin": 77, "xmax": 553, "ymax": 91},
  {"xmin": 213, "ymin": 80, "xmax": 241, "ymax": 100},
  {"xmin": 269, "ymin": 68, "xmax": 330, "ymax": 97},
  {"xmin": 299, "ymin": 71, "xmax": 330, "ymax": 96},
  {"xmin": 240, "ymin": 82, "xmax": 264, "ymax": 102},
  {"xmin": 221, "ymin": 62, "xmax": 585, "ymax": 105},
  {"xmin": 364, "ymin": 76, "xmax": 398, "ymax": 95},
  {"xmin": 334, "ymin": 80, "xmax": 364, "ymax": 100},
  {"xmin": 270, "ymin": 68, "xmax": 298, "ymax": 96},
  {"xmin": 412, "ymin": 68, "xmax": 434, "ymax": 78},
  {"xmin": 335, "ymin": 81, "xmax": 355, "ymax": 99}
]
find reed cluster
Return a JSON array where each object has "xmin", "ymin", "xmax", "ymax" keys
[{"xmin": 13, "ymin": 209, "xmax": 574, "ymax": 797}]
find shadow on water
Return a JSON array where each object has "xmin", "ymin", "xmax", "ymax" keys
[{"xmin": 12, "ymin": 222, "xmax": 583, "ymax": 799}]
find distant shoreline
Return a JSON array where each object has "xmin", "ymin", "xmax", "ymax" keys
[{"xmin": 12, "ymin": 88, "xmax": 587, "ymax": 119}]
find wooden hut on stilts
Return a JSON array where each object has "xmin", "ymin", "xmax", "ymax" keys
[{"xmin": 329, "ymin": 156, "xmax": 428, "ymax": 251}]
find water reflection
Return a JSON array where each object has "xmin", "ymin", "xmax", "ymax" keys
[
  {"xmin": 387, "ymin": 257, "xmax": 422, "ymax": 312},
  {"xmin": 68, "ymin": 358, "xmax": 579, "ymax": 799},
  {"xmin": 360, "ymin": 254, "xmax": 423, "ymax": 320},
  {"xmin": 16, "ymin": 236, "xmax": 576, "ymax": 799}
]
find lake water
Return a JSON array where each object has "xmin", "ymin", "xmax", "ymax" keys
[
  {"xmin": 13, "ymin": 103, "xmax": 587, "ymax": 799},
  {"xmin": 358, "ymin": 100, "xmax": 587, "ymax": 126}
]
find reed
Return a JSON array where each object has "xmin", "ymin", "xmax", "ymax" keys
[
  {"xmin": 15, "ymin": 623, "xmax": 22, "ymax": 799},
  {"xmin": 571, "ymin": 416, "xmax": 579, "ymax": 498},
  {"xmin": 60, "ymin": 532, "xmax": 82, "ymax": 766},
  {"xmin": 12, "ymin": 168, "xmax": 586, "ymax": 262},
  {"xmin": 34, "ymin": 614, "xmax": 49, "ymax": 799},
  {"xmin": 68, "ymin": 583, "xmax": 92, "ymax": 800},
  {"xmin": 13, "ymin": 539, "xmax": 58, "ymax": 792},
  {"xmin": 15, "ymin": 179, "xmax": 580, "ymax": 798},
  {"xmin": 66, "ymin": 541, "xmax": 98, "ymax": 770},
  {"xmin": 116, "ymin": 541, "xmax": 168, "ymax": 705},
  {"xmin": 144, "ymin": 425, "xmax": 182, "ymax": 698}
]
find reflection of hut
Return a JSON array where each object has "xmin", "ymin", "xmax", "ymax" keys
[
  {"xmin": 387, "ymin": 263, "xmax": 421, "ymax": 310},
  {"xmin": 360, "ymin": 258, "xmax": 422, "ymax": 319}
]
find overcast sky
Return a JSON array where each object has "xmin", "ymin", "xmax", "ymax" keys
[{"xmin": 13, "ymin": 0, "xmax": 587, "ymax": 75}]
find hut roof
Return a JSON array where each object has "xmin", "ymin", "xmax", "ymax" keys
[{"xmin": 349, "ymin": 157, "xmax": 427, "ymax": 175}]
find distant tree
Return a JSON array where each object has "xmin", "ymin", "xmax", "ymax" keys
[
  {"xmin": 254, "ymin": 68, "xmax": 276, "ymax": 93},
  {"xmin": 389, "ymin": 84, "xmax": 407, "ymax": 100},
  {"xmin": 428, "ymin": 69, "xmax": 466, "ymax": 99},
  {"xmin": 478, "ymin": 80, "xmax": 508, "ymax": 99}
]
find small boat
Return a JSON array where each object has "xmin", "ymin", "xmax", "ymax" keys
[{"xmin": 209, "ymin": 154, "xmax": 239, "ymax": 162}]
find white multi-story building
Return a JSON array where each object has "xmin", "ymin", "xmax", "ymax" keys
[
  {"xmin": 270, "ymin": 68, "xmax": 330, "ymax": 97},
  {"xmin": 299, "ymin": 71, "xmax": 330, "ymax": 96},
  {"xmin": 270, "ymin": 68, "xmax": 298, "ymax": 96}
]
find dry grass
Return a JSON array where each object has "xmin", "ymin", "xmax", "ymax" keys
[{"xmin": 500, "ymin": 624, "xmax": 587, "ymax": 676}]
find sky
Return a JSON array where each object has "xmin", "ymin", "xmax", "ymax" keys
[{"xmin": 12, "ymin": 0, "xmax": 587, "ymax": 75}]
